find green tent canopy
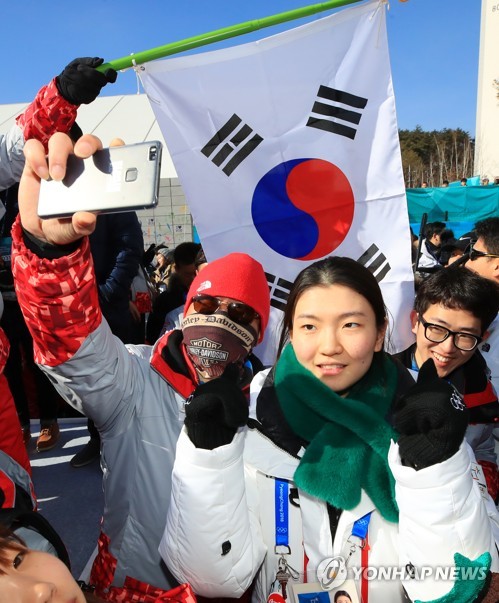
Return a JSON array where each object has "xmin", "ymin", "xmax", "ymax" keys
[{"xmin": 407, "ymin": 185, "xmax": 499, "ymax": 237}]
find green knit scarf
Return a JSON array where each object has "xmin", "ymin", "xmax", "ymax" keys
[{"xmin": 274, "ymin": 344, "xmax": 399, "ymax": 523}]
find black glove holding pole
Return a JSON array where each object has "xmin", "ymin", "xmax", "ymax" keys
[
  {"xmin": 393, "ymin": 359, "xmax": 469, "ymax": 470},
  {"xmin": 184, "ymin": 364, "xmax": 249, "ymax": 450},
  {"xmin": 56, "ymin": 57, "xmax": 117, "ymax": 105}
]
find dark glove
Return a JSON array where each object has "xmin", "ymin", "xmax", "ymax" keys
[
  {"xmin": 393, "ymin": 359, "xmax": 469, "ymax": 470},
  {"xmin": 184, "ymin": 364, "xmax": 249, "ymax": 450},
  {"xmin": 56, "ymin": 57, "xmax": 117, "ymax": 105}
]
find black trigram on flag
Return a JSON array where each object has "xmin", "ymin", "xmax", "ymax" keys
[
  {"xmin": 266, "ymin": 272, "xmax": 294, "ymax": 311},
  {"xmin": 357, "ymin": 244, "xmax": 390, "ymax": 282},
  {"xmin": 306, "ymin": 85, "xmax": 368, "ymax": 140},
  {"xmin": 200, "ymin": 113, "xmax": 263, "ymax": 176}
]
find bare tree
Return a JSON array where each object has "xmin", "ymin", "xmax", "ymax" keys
[{"xmin": 400, "ymin": 127, "xmax": 474, "ymax": 187}]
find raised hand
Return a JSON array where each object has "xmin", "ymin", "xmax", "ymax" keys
[
  {"xmin": 184, "ymin": 364, "xmax": 249, "ymax": 450},
  {"xmin": 393, "ymin": 359, "xmax": 469, "ymax": 470},
  {"xmin": 19, "ymin": 133, "xmax": 104, "ymax": 246},
  {"xmin": 56, "ymin": 57, "xmax": 117, "ymax": 105}
]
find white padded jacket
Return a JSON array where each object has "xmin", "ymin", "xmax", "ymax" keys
[{"xmin": 162, "ymin": 368, "xmax": 499, "ymax": 603}]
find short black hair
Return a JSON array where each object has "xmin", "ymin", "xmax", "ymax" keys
[
  {"xmin": 414, "ymin": 265, "xmax": 499, "ymax": 333},
  {"xmin": 424, "ymin": 221, "xmax": 446, "ymax": 239},
  {"xmin": 173, "ymin": 242, "xmax": 202, "ymax": 267},
  {"xmin": 474, "ymin": 217, "xmax": 499, "ymax": 255},
  {"xmin": 440, "ymin": 228, "xmax": 456, "ymax": 245}
]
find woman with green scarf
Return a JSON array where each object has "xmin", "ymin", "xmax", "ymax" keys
[{"xmin": 162, "ymin": 257, "xmax": 499, "ymax": 603}]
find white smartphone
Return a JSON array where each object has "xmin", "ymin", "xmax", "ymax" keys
[{"xmin": 37, "ymin": 141, "xmax": 162, "ymax": 219}]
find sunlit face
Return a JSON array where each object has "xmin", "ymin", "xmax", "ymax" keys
[
  {"xmin": 465, "ymin": 237, "xmax": 499, "ymax": 282},
  {"xmin": 411, "ymin": 304, "xmax": 482, "ymax": 378},
  {"xmin": 0, "ymin": 547, "xmax": 85, "ymax": 603},
  {"xmin": 290, "ymin": 285, "xmax": 386, "ymax": 394}
]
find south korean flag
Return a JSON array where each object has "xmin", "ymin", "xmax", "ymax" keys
[{"xmin": 140, "ymin": 0, "xmax": 414, "ymax": 365}]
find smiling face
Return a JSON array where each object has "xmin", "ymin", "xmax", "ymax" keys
[
  {"xmin": 289, "ymin": 284, "xmax": 386, "ymax": 394},
  {"xmin": 411, "ymin": 304, "xmax": 482, "ymax": 378},
  {"xmin": 0, "ymin": 546, "xmax": 85, "ymax": 603}
]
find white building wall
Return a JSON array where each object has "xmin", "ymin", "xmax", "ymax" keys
[
  {"xmin": 0, "ymin": 94, "xmax": 195, "ymax": 250},
  {"xmin": 475, "ymin": 0, "xmax": 499, "ymax": 181},
  {"xmin": 137, "ymin": 177, "xmax": 193, "ymax": 249}
]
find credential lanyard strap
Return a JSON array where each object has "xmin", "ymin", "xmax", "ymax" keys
[{"xmin": 275, "ymin": 478, "xmax": 290, "ymax": 548}]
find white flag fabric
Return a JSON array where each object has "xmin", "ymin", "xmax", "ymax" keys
[{"xmin": 140, "ymin": 0, "xmax": 414, "ymax": 365}]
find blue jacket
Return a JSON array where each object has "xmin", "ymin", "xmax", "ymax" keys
[{"xmin": 89, "ymin": 213, "xmax": 144, "ymax": 341}]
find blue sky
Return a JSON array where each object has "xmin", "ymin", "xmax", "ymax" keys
[{"xmin": 1, "ymin": 0, "xmax": 480, "ymax": 135}]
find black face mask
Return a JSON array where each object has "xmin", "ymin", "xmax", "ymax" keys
[{"xmin": 182, "ymin": 312, "xmax": 258, "ymax": 379}]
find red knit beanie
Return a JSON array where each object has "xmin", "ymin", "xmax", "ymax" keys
[{"xmin": 184, "ymin": 253, "xmax": 270, "ymax": 343}]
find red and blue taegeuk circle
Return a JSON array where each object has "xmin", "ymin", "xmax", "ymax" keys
[{"xmin": 251, "ymin": 158, "xmax": 354, "ymax": 260}]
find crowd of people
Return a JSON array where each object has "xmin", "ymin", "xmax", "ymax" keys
[
  {"xmin": 420, "ymin": 176, "xmax": 499, "ymax": 188},
  {"xmin": 0, "ymin": 57, "xmax": 499, "ymax": 603},
  {"xmin": 413, "ymin": 220, "xmax": 476, "ymax": 278}
]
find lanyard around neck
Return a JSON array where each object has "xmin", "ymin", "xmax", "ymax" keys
[{"xmin": 274, "ymin": 478, "xmax": 290, "ymax": 554}]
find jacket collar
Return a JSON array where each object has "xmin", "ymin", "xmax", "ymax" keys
[
  {"xmin": 249, "ymin": 368, "xmax": 308, "ymax": 459},
  {"xmin": 150, "ymin": 330, "xmax": 198, "ymax": 398}
]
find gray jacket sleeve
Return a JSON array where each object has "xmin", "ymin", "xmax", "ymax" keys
[
  {"xmin": 40, "ymin": 319, "xmax": 157, "ymax": 437},
  {"xmin": 0, "ymin": 123, "xmax": 25, "ymax": 192}
]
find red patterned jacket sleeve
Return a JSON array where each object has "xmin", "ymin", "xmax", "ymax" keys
[
  {"xmin": 11, "ymin": 218, "xmax": 102, "ymax": 367},
  {"xmin": 15, "ymin": 78, "xmax": 77, "ymax": 150}
]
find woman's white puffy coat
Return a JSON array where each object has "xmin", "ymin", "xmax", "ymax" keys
[{"xmin": 162, "ymin": 368, "xmax": 499, "ymax": 602}]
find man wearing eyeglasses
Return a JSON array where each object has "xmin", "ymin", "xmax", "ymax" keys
[
  {"xmin": 394, "ymin": 265, "xmax": 499, "ymax": 501},
  {"xmin": 9, "ymin": 132, "xmax": 271, "ymax": 601}
]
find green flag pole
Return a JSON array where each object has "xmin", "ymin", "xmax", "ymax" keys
[{"xmin": 97, "ymin": 0, "xmax": 363, "ymax": 73}]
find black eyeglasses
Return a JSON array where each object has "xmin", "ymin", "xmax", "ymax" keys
[
  {"xmin": 419, "ymin": 316, "xmax": 482, "ymax": 351},
  {"xmin": 192, "ymin": 294, "xmax": 259, "ymax": 326},
  {"xmin": 467, "ymin": 244, "xmax": 499, "ymax": 262}
]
